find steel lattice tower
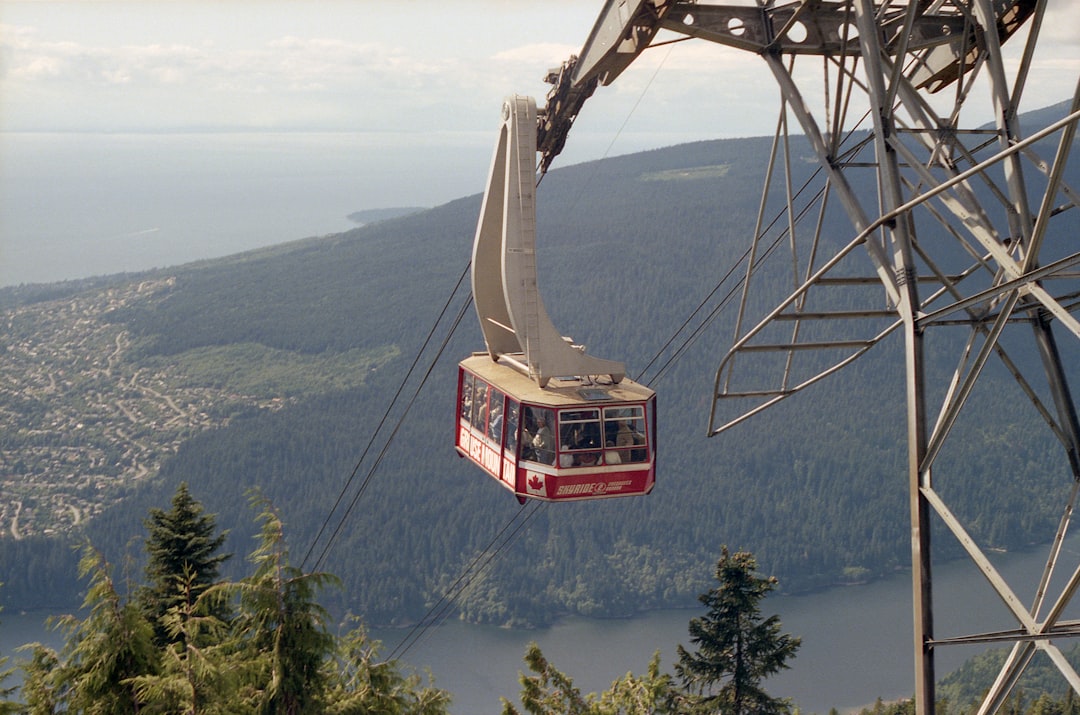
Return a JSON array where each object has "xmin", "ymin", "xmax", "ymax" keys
[{"xmin": 685, "ymin": 2, "xmax": 1080, "ymax": 713}]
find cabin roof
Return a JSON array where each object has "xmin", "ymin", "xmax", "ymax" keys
[{"xmin": 461, "ymin": 353, "xmax": 655, "ymax": 407}]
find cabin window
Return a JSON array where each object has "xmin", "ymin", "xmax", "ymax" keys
[
  {"xmin": 486, "ymin": 388, "xmax": 506, "ymax": 443},
  {"xmin": 558, "ymin": 408, "xmax": 603, "ymax": 467},
  {"xmin": 603, "ymin": 405, "xmax": 648, "ymax": 463},
  {"xmin": 471, "ymin": 381, "xmax": 489, "ymax": 432},
  {"xmin": 503, "ymin": 399, "xmax": 520, "ymax": 453},
  {"xmin": 460, "ymin": 371, "xmax": 476, "ymax": 424},
  {"xmin": 522, "ymin": 405, "xmax": 556, "ymax": 465}
]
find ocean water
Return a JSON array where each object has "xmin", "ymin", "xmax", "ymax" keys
[
  {"xmin": 8, "ymin": 536, "xmax": 1080, "ymax": 713},
  {"xmin": 0, "ymin": 132, "xmax": 489, "ymax": 287}
]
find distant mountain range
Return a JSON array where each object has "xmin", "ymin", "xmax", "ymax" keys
[
  {"xmin": 1, "ymin": 102, "xmax": 1076, "ymax": 627},
  {"xmin": 347, "ymin": 207, "xmax": 427, "ymax": 226}
]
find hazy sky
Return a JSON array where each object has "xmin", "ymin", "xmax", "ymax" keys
[
  {"xmin": 4, "ymin": 1, "xmax": 1077, "ymax": 153},
  {"xmin": 2, "ymin": 1, "xmax": 1078, "ymax": 286}
]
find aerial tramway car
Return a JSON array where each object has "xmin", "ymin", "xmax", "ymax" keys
[
  {"xmin": 456, "ymin": 354, "xmax": 655, "ymax": 502},
  {"xmin": 455, "ymin": 95, "xmax": 656, "ymax": 503}
]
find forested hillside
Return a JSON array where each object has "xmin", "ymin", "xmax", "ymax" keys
[{"xmin": 2, "ymin": 111, "xmax": 1077, "ymax": 627}]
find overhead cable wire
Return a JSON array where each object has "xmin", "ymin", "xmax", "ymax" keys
[
  {"xmin": 310, "ymin": 290, "xmax": 474, "ymax": 573},
  {"xmin": 636, "ymin": 174, "xmax": 830, "ymax": 388},
  {"xmin": 301, "ymin": 260, "xmax": 473, "ymax": 572},
  {"xmin": 306, "ymin": 33, "xmax": 725, "ymax": 650},
  {"xmin": 387, "ymin": 499, "xmax": 545, "ymax": 661},
  {"xmin": 540, "ymin": 42, "xmax": 674, "ymax": 201},
  {"xmin": 301, "ymin": 244, "xmax": 549, "ymax": 660},
  {"xmin": 638, "ymin": 102, "xmax": 883, "ymax": 386},
  {"xmin": 634, "ymin": 241, "xmax": 753, "ymax": 384}
]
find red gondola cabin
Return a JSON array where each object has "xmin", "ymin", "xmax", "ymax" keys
[
  {"xmin": 456, "ymin": 354, "xmax": 656, "ymax": 502},
  {"xmin": 460, "ymin": 96, "xmax": 656, "ymax": 502}
]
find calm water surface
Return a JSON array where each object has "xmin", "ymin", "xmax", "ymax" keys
[
  {"xmin": 4, "ymin": 538, "xmax": 1080, "ymax": 714},
  {"xmin": 0, "ymin": 132, "xmax": 484, "ymax": 287},
  {"xmin": 371, "ymin": 535, "xmax": 1080, "ymax": 714}
]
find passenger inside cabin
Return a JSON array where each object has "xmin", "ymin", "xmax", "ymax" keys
[
  {"xmin": 604, "ymin": 441, "xmax": 622, "ymax": 464},
  {"xmin": 503, "ymin": 402, "xmax": 519, "ymax": 452},
  {"xmin": 460, "ymin": 380, "xmax": 473, "ymax": 421},
  {"xmin": 560, "ymin": 421, "xmax": 602, "ymax": 467},
  {"xmin": 488, "ymin": 401, "xmax": 503, "ymax": 442},
  {"xmin": 559, "ymin": 425, "xmax": 580, "ymax": 467},
  {"xmin": 575, "ymin": 451, "xmax": 599, "ymax": 467},
  {"xmin": 530, "ymin": 415, "xmax": 555, "ymax": 465},
  {"xmin": 473, "ymin": 383, "xmax": 488, "ymax": 428},
  {"xmin": 611, "ymin": 419, "xmax": 646, "ymax": 463}
]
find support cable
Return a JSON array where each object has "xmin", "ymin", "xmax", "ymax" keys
[
  {"xmin": 637, "ymin": 174, "xmax": 830, "ymax": 387},
  {"xmin": 301, "ymin": 261, "xmax": 473, "ymax": 572},
  {"xmin": 387, "ymin": 500, "xmax": 545, "ymax": 661},
  {"xmin": 310, "ymin": 292, "xmax": 474, "ymax": 574}
]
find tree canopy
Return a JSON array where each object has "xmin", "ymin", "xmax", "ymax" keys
[
  {"xmin": 140, "ymin": 482, "xmax": 231, "ymax": 649},
  {"xmin": 675, "ymin": 546, "xmax": 801, "ymax": 715},
  {"xmin": 5, "ymin": 489, "xmax": 450, "ymax": 715}
]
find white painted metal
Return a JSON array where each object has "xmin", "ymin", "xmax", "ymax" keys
[{"xmin": 472, "ymin": 95, "xmax": 625, "ymax": 387}]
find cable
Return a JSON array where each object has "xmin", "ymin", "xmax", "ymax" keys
[
  {"xmin": 309, "ymin": 291, "xmax": 474, "ymax": 574},
  {"xmin": 374, "ymin": 58, "xmax": 680, "ymax": 648},
  {"xmin": 300, "ymin": 260, "xmax": 473, "ymax": 572},
  {"xmin": 387, "ymin": 499, "xmax": 545, "ymax": 661},
  {"xmin": 635, "ymin": 242, "xmax": 753, "ymax": 384},
  {"xmin": 636, "ymin": 173, "xmax": 831, "ymax": 388},
  {"xmin": 304, "ymin": 31, "xmax": 780, "ymax": 646},
  {"xmin": 539, "ymin": 42, "xmax": 674, "ymax": 203}
]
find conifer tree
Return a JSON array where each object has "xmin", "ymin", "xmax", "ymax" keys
[
  {"xmin": 675, "ymin": 547, "xmax": 801, "ymax": 715},
  {"xmin": 125, "ymin": 568, "xmax": 235, "ymax": 715},
  {"xmin": 596, "ymin": 651, "xmax": 676, "ymax": 715},
  {"xmin": 501, "ymin": 642, "xmax": 591, "ymax": 715},
  {"xmin": 0, "ymin": 591, "xmax": 20, "ymax": 714},
  {"xmin": 322, "ymin": 616, "xmax": 452, "ymax": 714},
  {"xmin": 141, "ymin": 482, "xmax": 231, "ymax": 648},
  {"xmin": 53, "ymin": 546, "xmax": 159, "ymax": 714},
  {"xmin": 18, "ymin": 644, "xmax": 62, "ymax": 715},
  {"xmin": 228, "ymin": 495, "xmax": 339, "ymax": 714},
  {"xmin": 502, "ymin": 643, "xmax": 675, "ymax": 715},
  {"xmin": 12, "ymin": 494, "xmax": 453, "ymax": 714}
]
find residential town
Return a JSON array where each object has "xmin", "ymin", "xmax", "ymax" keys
[{"xmin": 0, "ymin": 277, "xmax": 283, "ymax": 539}]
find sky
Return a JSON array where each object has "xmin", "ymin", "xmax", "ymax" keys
[
  {"xmin": 5, "ymin": 1, "xmax": 1075, "ymax": 152},
  {"xmin": 0, "ymin": 1, "xmax": 785, "ymax": 156},
  {"xmin": 1, "ymin": 1, "xmax": 1079, "ymax": 284}
]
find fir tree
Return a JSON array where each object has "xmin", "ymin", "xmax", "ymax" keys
[
  {"xmin": 501, "ymin": 642, "xmax": 590, "ymax": 715},
  {"xmin": 141, "ymin": 482, "xmax": 231, "ymax": 648},
  {"xmin": 11, "ymin": 493, "xmax": 452, "ymax": 714},
  {"xmin": 322, "ymin": 615, "xmax": 452, "ymax": 714},
  {"xmin": 125, "ymin": 568, "xmax": 235, "ymax": 715},
  {"xmin": 228, "ymin": 494, "xmax": 339, "ymax": 714},
  {"xmin": 596, "ymin": 651, "xmax": 677, "ymax": 715},
  {"xmin": 675, "ymin": 547, "xmax": 801, "ymax": 715},
  {"xmin": 501, "ymin": 643, "xmax": 675, "ymax": 715},
  {"xmin": 18, "ymin": 644, "xmax": 62, "ymax": 715},
  {"xmin": 0, "ymin": 591, "xmax": 20, "ymax": 714},
  {"xmin": 52, "ymin": 546, "xmax": 159, "ymax": 714}
]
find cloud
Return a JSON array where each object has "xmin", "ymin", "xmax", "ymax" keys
[
  {"xmin": 490, "ymin": 42, "xmax": 577, "ymax": 67},
  {"xmin": 1, "ymin": 3, "xmax": 1074, "ymax": 138},
  {"xmin": 1042, "ymin": 3, "xmax": 1080, "ymax": 49},
  {"xmin": 2, "ymin": 26, "xmax": 213, "ymax": 87},
  {"xmin": 0, "ymin": 21, "xmax": 486, "ymax": 131}
]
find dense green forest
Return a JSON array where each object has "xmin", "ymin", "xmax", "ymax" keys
[
  {"xmin": 0, "ymin": 488, "xmax": 810, "ymax": 714},
  {"xmin": 7, "ymin": 487, "xmax": 1080, "ymax": 714},
  {"xmin": 1, "ymin": 106, "xmax": 1078, "ymax": 636}
]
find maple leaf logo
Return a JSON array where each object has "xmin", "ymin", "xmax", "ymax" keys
[{"xmin": 526, "ymin": 472, "xmax": 545, "ymax": 495}]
